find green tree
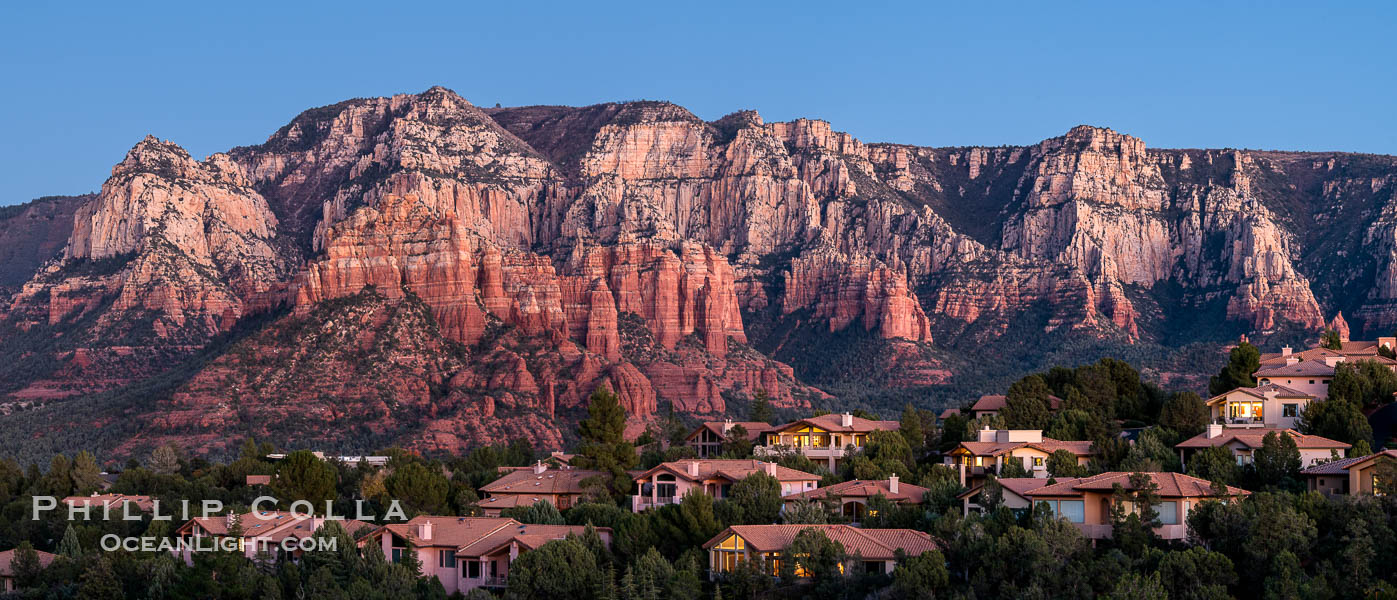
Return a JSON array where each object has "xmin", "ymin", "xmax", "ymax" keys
[
  {"xmin": 899, "ymin": 403, "xmax": 930, "ymax": 456},
  {"xmin": 273, "ymin": 450, "xmax": 338, "ymax": 510},
  {"xmin": 1321, "ymin": 329, "xmax": 1342, "ymax": 350},
  {"xmin": 1157, "ymin": 547, "xmax": 1236, "ymax": 600},
  {"xmin": 384, "ymin": 461, "xmax": 449, "ymax": 515},
  {"xmin": 998, "ymin": 457, "xmax": 1029, "ymax": 478},
  {"xmin": 779, "ymin": 528, "xmax": 845, "ymax": 584},
  {"xmin": 1002, "ymin": 375, "xmax": 1053, "ymax": 429},
  {"xmin": 1045, "ymin": 409, "xmax": 1105, "ymax": 442},
  {"xmin": 70, "ymin": 451, "xmax": 105, "ymax": 494},
  {"xmin": 781, "ymin": 498, "xmax": 831, "ymax": 524},
  {"xmin": 11, "ymin": 541, "xmax": 44, "ymax": 588},
  {"xmin": 718, "ymin": 425, "xmax": 754, "ymax": 458},
  {"xmin": 1104, "ymin": 572, "xmax": 1168, "ymax": 600},
  {"xmin": 1299, "ymin": 396, "xmax": 1373, "ymax": 447},
  {"xmin": 749, "ymin": 390, "xmax": 774, "ymax": 424},
  {"xmin": 891, "ymin": 550, "xmax": 949, "ymax": 599},
  {"xmin": 506, "ymin": 537, "xmax": 600, "ymax": 600},
  {"xmin": 1209, "ymin": 341, "xmax": 1259, "ymax": 396},
  {"xmin": 57, "ymin": 523, "xmax": 83, "ymax": 558},
  {"xmin": 623, "ymin": 548, "xmax": 673, "ymax": 600},
  {"xmin": 1252, "ymin": 431, "xmax": 1302, "ymax": 490},
  {"xmin": 1186, "ymin": 446, "xmax": 1241, "ymax": 486},
  {"xmin": 575, "ymin": 386, "xmax": 638, "ymax": 498},
  {"xmin": 76, "ymin": 556, "xmax": 123, "ymax": 600},
  {"xmin": 1159, "ymin": 391, "xmax": 1209, "ymax": 437},
  {"xmin": 720, "ymin": 472, "xmax": 783, "ymax": 525},
  {"xmin": 1046, "ymin": 449, "xmax": 1088, "ymax": 478}
]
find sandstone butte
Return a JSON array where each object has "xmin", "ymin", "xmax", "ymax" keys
[{"xmin": 4, "ymin": 86, "xmax": 1396, "ymax": 456}]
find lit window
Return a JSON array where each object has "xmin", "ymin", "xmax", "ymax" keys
[{"xmin": 1033, "ymin": 457, "xmax": 1044, "ymax": 467}]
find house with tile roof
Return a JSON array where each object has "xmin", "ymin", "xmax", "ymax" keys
[
  {"xmin": 0, "ymin": 547, "xmax": 56, "ymax": 592},
  {"xmin": 61, "ymin": 493, "xmax": 156, "ymax": 515},
  {"xmin": 1205, "ymin": 384, "xmax": 1315, "ymax": 429},
  {"xmin": 685, "ymin": 420, "xmax": 778, "ymax": 458},
  {"xmin": 173, "ymin": 511, "xmax": 374, "ymax": 566},
  {"xmin": 477, "ymin": 462, "xmax": 607, "ymax": 515},
  {"xmin": 943, "ymin": 428, "xmax": 1095, "ymax": 486},
  {"xmin": 969, "ymin": 394, "xmax": 1062, "ymax": 420},
  {"xmin": 631, "ymin": 459, "xmax": 820, "ymax": 512},
  {"xmin": 359, "ymin": 516, "xmax": 610, "ymax": 594},
  {"xmin": 1023, "ymin": 472, "xmax": 1249, "ymax": 540},
  {"xmin": 782, "ymin": 475, "xmax": 927, "ymax": 521},
  {"xmin": 1254, "ymin": 337, "xmax": 1397, "ymax": 400},
  {"xmin": 1175, "ymin": 424, "xmax": 1349, "ymax": 469},
  {"xmin": 703, "ymin": 524, "xmax": 938, "ymax": 579},
  {"xmin": 1300, "ymin": 450, "xmax": 1397, "ymax": 497},
  {"xmin": 754, "ymin": 413, "xmax": 900, "ymax": 470},
  {"xmin": 954, "ymin": 477, "xmax": 1051, "ymax": 515}
]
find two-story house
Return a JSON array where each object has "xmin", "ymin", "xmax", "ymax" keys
[
  {"xmin": 781, "ymin": 475, "xmax": 927, "ymax": 521},
  {"xmin": 1301, "ymin": 450, "xmax": 1397, "ymax": 497},
  {"xmin": 704, "ymin": 525, "xmax": 938, "ymax": 578},
  {"xmin": 1023, "ymin": 472, "xmax": 1249, "ymax": 540},
  {"xmin": 1254, "ymin": 338, "xmax": 1397, "ymax": 400},
  {"xmin": 1175, "ymin": 425, "xmax": 1349, "ymax": 469},
  {"xmin": 684, "ymin": 420, "xmax": 777, "ymax": 458},
  {"xmin": 943, "ymin": 428, "xmax": 1095, "ymax": 485},
  {"xmin": 477, "ymin": 462, "xmax": 607, "ymax": 515},
  {"xmin": 360, "ymin": 516, "xmax": 610, "ymax": 594},
  {"xmin": 754, "ymin": 413, "xmax": 900, "ymax": 470},
  {"xmin": 1205, "ymin": 384, "xmax": 1315, "ymax": 429},
  {"xmin": 630, "ymin": 459, "xmax": 820, "ymax": 512}
]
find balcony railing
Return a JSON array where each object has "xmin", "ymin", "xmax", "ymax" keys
[
  {"xmin": 632, "ymin": 496, "xmax": 680, "ymax": 511},
  {"xmin": 1215, "ymin": 417, "xmax": 1265, "ymax": 428},
  {"xmin": 478, "ymin": 576, "xmax": 507, "ymax": 588}
]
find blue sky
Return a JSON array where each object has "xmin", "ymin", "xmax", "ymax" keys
[{"xmin": 3, "ymin": 1, "xmax": 1394, "ymax": 204}]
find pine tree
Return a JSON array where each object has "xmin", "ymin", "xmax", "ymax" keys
[
  {"xmin": 57, "ymin": 524, "xmax": 83, "ymax": 559},
  {"xmin": 1209, "ymin": 341, "xmax": 1260, "ymax": 395},
  {"xmin": 76, "ymin": 556, "xmax": 122, "ymax": 600},
  {"xmin": 11, "ymin": 541, "xmax": 43, "ymax": 588},
  {"xmin": 749, "ymin": 390, "xmax": 774, "ymax": 424}
]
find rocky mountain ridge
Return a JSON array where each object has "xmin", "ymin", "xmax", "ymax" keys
[{"xmin": 3, "ymin": 86, "xmax": 1395, "ymax": 459}]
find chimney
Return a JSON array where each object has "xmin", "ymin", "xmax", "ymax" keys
[
  {"xmin": 1281, "ymin": 346, "xmax": 1292, "ymax": 356},
  {"xmin": 888, "ymin": 474, "xmax": 899, "ymax": 495},
  {"xmin": 418, "ymin": 521, "xmax": 433, "ymax": 541},
  {"xmin": 687, "ymin": 461, "xmax": 700, "ymax": 477},
  {"xmin": 841, "ymin": 413, "xmax": 853, "ymax": 427},
  {"xmin": 762, "ymin": 461, "xmax": 776, "ymax": 476},
  {"xmin": 1207, "ymin": 423, "xmax": 1223, "ymax": 439},
  {"xmin": 533, "ymin": 460, "xmax": 546, "ymax": 475},
  {"xmin": 722, "ymin": 418, "xmax": 733, "ymax": 435}
]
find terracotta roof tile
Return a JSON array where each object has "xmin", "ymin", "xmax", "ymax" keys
[
  {"xmin": 685, "ymin": 422, "xmax": 777, "ymax": 442},
  {"xmin": 0, "ymin": 548, "xmax": 56, "ymax": 577},
  {"xmin": 773, "ymin": 414, "xmax": 900, "ymax": 434},
  {"xmin": 784, "ymin": 479, "xmax": 929, "ymax": 503},
  {"xmin": 479, "ymin": 468, "xmax": 606, "ymax": 496},
  {"xmin": 1255, "ymin": 360, "xmax": 1336, "ymax": 378},
  {"xmin": 633, "ymin": 459, "xmax": 819, "ymax": 484},
  {"xmin": 1175, "ymin": 428, "xmax": 1349, "ymax": 450},
  {"xmin": 1024, "ymin": 472, "xmax": 1249, "ymax": 498},
  {"xmin": 703, "ymin": 525, "xmax": 937, "ymax": 559}
]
